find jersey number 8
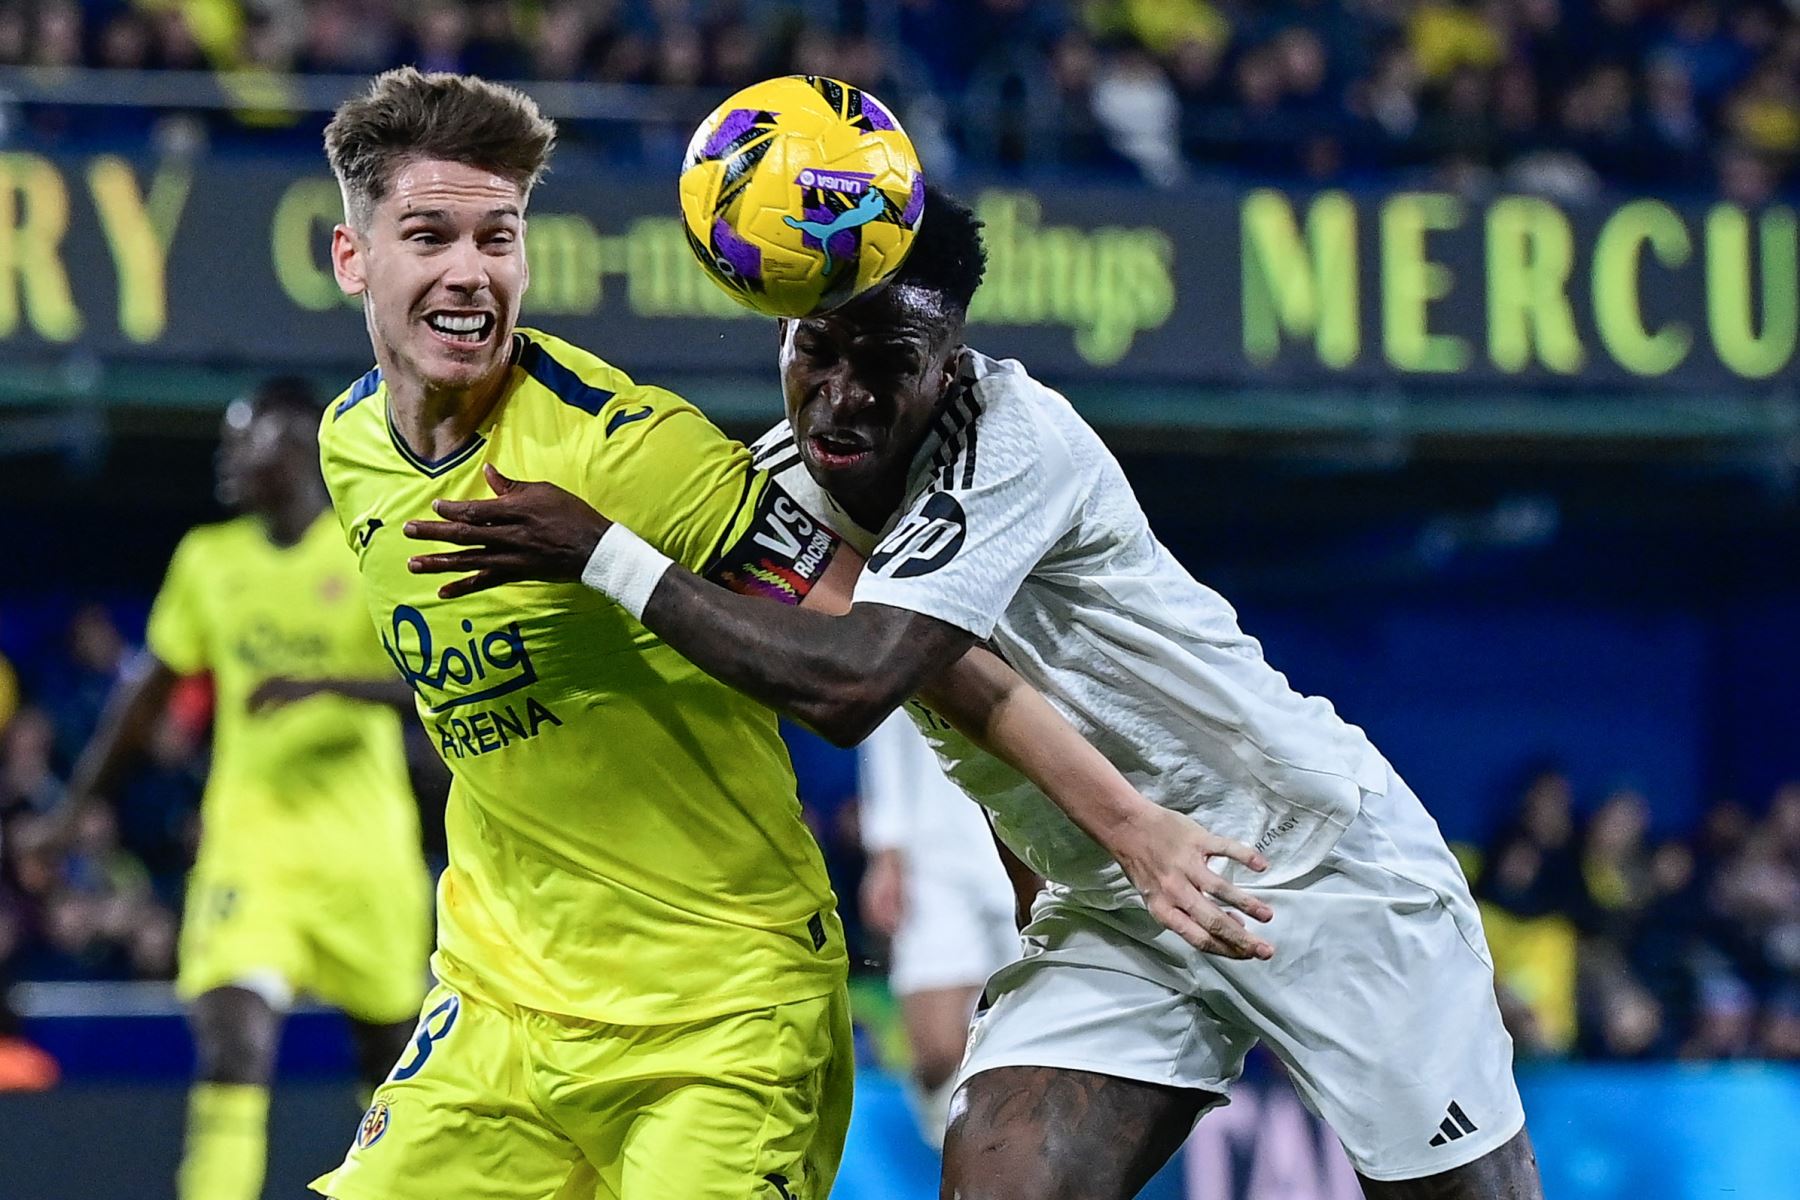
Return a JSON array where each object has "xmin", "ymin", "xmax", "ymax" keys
[{"xmin": 392, "ymin": 993, "xmax": 461, "ymax": 1082}]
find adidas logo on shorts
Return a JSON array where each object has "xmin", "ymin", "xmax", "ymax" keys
[{"xmin": 1428, "ymin": 1100, "xmax": 1479, "ymax": 1147}]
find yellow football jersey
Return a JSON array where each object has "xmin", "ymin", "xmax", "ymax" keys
[
  {"xmin": 144, "ymin": 513, "xmax": 421, "ymax": 882},
  {"xmin": 319, "ymin": 328, "xmax": 845, "ymax": 1026}
]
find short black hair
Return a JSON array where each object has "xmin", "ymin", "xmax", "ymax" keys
[
  {"xmin": 888, "ymin": 183, "xmax": 986, "ymax": 316},
  {"xmin": 249, "ymin": 375, "xmax": 324, "ymax": 422}
]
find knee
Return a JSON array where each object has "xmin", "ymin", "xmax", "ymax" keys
[
  {"xmin": 190, "ymin": 990, "xmax": 279, "ymax": 1086},
  {"xmin": 941, "ymin": 1105, "xmax": 1085, "ymax": 1200}
]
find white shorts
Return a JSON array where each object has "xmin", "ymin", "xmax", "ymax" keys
[
  {"xmin": 957, "ymin": 767, "xmax": 1525, "ymax": 1182},
  {"xmin": 891, "ymin": 866, "xmax": 1020, "ymax": 996}
]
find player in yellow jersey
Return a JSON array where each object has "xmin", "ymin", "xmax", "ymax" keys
[
  {"xmin": 67, "ymin": 377, "xmax": 432, "ymax": 1200},
  {"xmin": 309, "ymin": 69, "xmax": 1267, "ymax": 1200}
]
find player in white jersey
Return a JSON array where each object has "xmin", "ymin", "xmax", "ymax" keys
[
  {"xmin": 404, "ymin": 187, "xmax": 1541, "ymax": 1199},
  {"xmin": 859, "ymin": 710, "xmax": 1020, "ymax": 1146}
]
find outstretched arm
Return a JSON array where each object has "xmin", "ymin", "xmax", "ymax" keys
[
  {"xmin": 406, "ymin": 470, "xmax": 1275, "ymax": 958},
  {"xmin": 67, "ymin": 651, "xmax": 178, "ymax": 805},
  {"xmin": 408, "ymin": 465, "xmax": 958, "ymax": 745},
  {"xmin": 917, "ymin": 649, "xmax": 1272, "ymax": 958}
]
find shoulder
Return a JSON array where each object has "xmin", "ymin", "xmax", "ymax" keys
[
  {"xmin": 319, "ymin": 364, "xmax": 385, "ymax": 466},
  {"xmin": 511, "ymin": 327, "xmax": 717, "ymax": 445},
  {"xmin": 168, "ymin": 517, "xmax": 252, "ymax": 572},
  {"xmin": 511, "ymin": 328, "xmax": 637, "ymax": 419},
  {"xmin": 966, "ymin": 352, "xmax": 1072, "ymax": 439},
  {"xmin": 938, "ymin": 351, "xmax": 1078, "ymax": 488}
]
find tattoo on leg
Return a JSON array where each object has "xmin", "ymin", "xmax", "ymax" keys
[{"xmin": 943, "ymin": 1066, "xmax": 1213, "ymax": 1200}]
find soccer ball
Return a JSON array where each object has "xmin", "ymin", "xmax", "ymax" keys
[{"xmin": 678, "ymin": 75, "xmax": 926, "ymax": 318}]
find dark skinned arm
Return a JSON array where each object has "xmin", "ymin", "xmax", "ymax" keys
[
  {"xmin": 406, "ymin": 467, "xmax": 1278, "ymax": 959},
  {"xmin": 246, "ymin": 676, "xmax": 416, "ymax": 716},
  {"xmin": 51, "ymin": 651, "xmax": 181, "ymax": 852},
  {"xmin": 409, "ymin": 464, "xmax": 959, "ymax": 745},
  {"xmin": 66, "ymin": 651, "xmax": 179, "ymax": 806}
]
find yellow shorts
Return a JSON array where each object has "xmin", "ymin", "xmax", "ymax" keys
[
  {"xmin": 311, "ymin": 979, "xmax": 854, "ymax": 1200},
  {"xmin": 176, "ymin": 864, "xmax": 432, "ymax": 1025}
]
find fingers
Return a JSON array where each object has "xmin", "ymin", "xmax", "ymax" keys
[
  {"xmin": 407, "ymin": 548, "xmax": 511, "ymax": 574},
  {"xmin": 437, "ymin": 571, "xmax": 509, "ymax": 600},
  {"xmin": 1151, "ymin": 886, "xmax": 1276, "ymax": 961},
  {"xmin": 1202, "ymin": 877, "xmax": 1275, "ymax": 924},
  {"xmin": 1201, "ymin": 833, "xmax": 1269, "ymax": 874},
  {"xmin": 428, "ymin": 497, "xmax": 518, "ymax": 525},
  {"xmin": 404, "ymin": 519, "xmax": 513, "ymax": 547},
  {"xmin": 484, "ymin": 463, "xmax": 516, "ymax": 493},
  {"xmin": 1151, "ymin": 899, "xmax": 1270, "ymax": 961},
  {"xmin": 1192, "ymin": 899, "xmax": 1274, "ymax": 960}
]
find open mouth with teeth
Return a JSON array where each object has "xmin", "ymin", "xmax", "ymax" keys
[
  {"xmin": 425, "ymin": 312, "xmax": 496, "ymax": 345},
  {"xmin": 806, "ymin": 430, "xmax": 875, "ymax": 470}
]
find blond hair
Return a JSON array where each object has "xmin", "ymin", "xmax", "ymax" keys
[{"xmin": 324, "ymin": 68, "xmax": 557, "ymax": 227}]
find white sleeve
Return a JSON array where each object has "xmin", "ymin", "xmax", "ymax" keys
[
  {"xmin": 857, "ymin": 709, "xmax": 919, "ymax": 853},
  {"xmin": 853, "ymin": 390, "xmax": 1082, "ymax": 638}
]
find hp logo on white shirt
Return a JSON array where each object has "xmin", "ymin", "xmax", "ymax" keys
[{"xmin": 869, "ymin": 493, "xmax": 967, "ymax": 578}]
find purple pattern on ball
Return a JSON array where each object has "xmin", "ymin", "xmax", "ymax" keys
[
  {"xmin": 901, "ymin": 173, "xmax": 925, "ymax": 226},
  {"xmin": 861, "ymin": 95, "xmax": 898, "ymax": 132},
  {"xmin": 801, "ymin": 203, "xmax": 860, "ymax": 266},
  {"xmin": 701, "ymin": 108, "xmax": 761, "ymax": 160},
  {"xmin": 711, "ymin": 217, "xmax": 762, "ymax": 282}
]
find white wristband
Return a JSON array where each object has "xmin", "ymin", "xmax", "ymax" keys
[{"xmin": 580, "ymin": 524, "xmax": 673, "ymax": 620}]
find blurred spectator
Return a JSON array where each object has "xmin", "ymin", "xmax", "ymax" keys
[
  {"xmin": 29, "ymin": 1, "xmax": 83, "ymax": 70},
  {"xmin": 42, "ymin": 605, "xmax": 129, "ymax": 769},
  {"xmin": 1408, "ymin": 1, "xmax": 1503, "ymax": 83},
  {"xmin": 1, "ymin": 709, "xmax": 65, "ymax": 818},
  {"xmin": 467, "ymin": 0, "xmax": 531, "ymax": 79},
  {"xmin": 0, "ymin": 6, "xmax": 27, "ymax": 68},
  {"xmin": 1474, "ymin": 767, "xmax": 1586, "ymax": 1054},
  {"xmin": 410, "ymin": 2, "xmax": 475, "ymax": 76},
  {"xmin": 0, "ymin": 0, "xmax": 1787, "ymax": 196},
  {"xmin": 295, "ymin": 1, "xmax": 398, "ymax": 75},
  {"xmin": 1092, "ymin": 43, "xmax": 1185, "ymax": 186},
  {"xmin": 1724, "ymin": 61, "xmax": 1800, "ymax": 159},
  {"xmin": 1463, "ymin": 766, "xmax": 1800, "ymax": 1061}
]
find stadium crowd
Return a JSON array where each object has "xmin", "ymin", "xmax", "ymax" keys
[
  {"xmin": 0, "ymin": 1, "xmax": 1795, "ymax": 198},
  {"xmin": 3, "ymin": 601, "xmax": 1800, "ymax": 1068}
]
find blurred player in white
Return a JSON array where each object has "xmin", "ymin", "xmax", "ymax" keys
[{"xmin": 858, "ymin": 709, "xmax": 1018, "ymax": 1146}]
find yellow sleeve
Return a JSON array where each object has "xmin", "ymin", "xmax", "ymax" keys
[
  {"xmin": 144, "ymin": 533, "xmax": 208, "ymax": 675},
  {"xmin": 584, "ymin": 386, "xmax": 765, "ymax": 574}
]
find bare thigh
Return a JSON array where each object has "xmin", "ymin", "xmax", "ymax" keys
[
  {"xmin": 941, "ymin": 1065, "xmax": 1215, "ymax": 1200},
  {"xmin": 1359, "ymin": 1129, "xmax": 1544, "ymax": 1200}
]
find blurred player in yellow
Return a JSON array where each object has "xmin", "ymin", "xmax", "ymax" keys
[
  {"xmin": 67, "ymin": 376, "xmax": 432, "ymax": 1200},
  {"xmin": 310, "ymin": 68, "xmax": 1265, "ymax": 1200}
]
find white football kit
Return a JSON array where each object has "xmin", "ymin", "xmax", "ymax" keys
[
  {"xmin": 859, "ymin": 709, "xmax": 1019, "ymax": 997},
  {"xmin": 755, "ymin": 349, "xmax": 1525, "ymax": 1180}
]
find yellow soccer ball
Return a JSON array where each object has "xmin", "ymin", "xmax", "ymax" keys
[{"xmin": 678, "ymin": 75, "xmax": 925, "ymax": 317}]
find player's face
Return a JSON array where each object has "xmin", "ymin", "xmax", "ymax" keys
[
  {"xmin": 779, "ymin": 287, "xmax": 958, "ymax": 505},
  {"xmin": 332, "ymin": 158, "xmax": 527, "ymax": 401},
  {"xmin": 216, "ymin": 401, "xmax": 301, "ymax": 511}
]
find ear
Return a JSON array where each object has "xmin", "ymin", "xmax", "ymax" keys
[
  {"xmin": 776, "ymin": 318, "xmax": 790, "ymax": 348},
  {"xmin": 331, "ymin": 224, "xmax": 366, "ymax": 297},
  {"xmin": 517, "ymin": 215, "xmax": 531, "ymax": 297},
  {"xmin": 937, "ymin": 342, "xmax": 964, "ymax": 395}
]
